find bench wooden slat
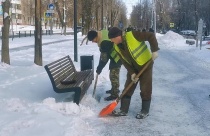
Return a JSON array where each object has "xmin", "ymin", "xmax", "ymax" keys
[
  {"xmin": 52, "ymin": 67, "xmax": 75, "ymax": 84},
  {"xmin": 48, "ymin": 58, "xmax": 75, "ymax": 74}
]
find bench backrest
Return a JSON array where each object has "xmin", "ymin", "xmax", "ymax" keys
[{"xmin": 44, "ymin": 55, "xmax": 76, "ymax": 89}]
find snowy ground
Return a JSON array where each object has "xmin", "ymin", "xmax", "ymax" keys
[{"xmin": 0, "ymin": 30, "xmax": 210, "ymax": 136}]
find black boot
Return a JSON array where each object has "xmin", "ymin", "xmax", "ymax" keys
[
  {"xmin": 136, "ymin": 100, "xmax": 151, "ymax": 119},
  {"xmin": 106, "ymin": 90, "xmax": 120, "ymax": 94},
  {"xmin": 104, "ymin": 95, "xmax": 118, "ymax": 101},
  {"xmin": 105, "ymin": 90, "xmax": 112, "ymax": 94},
  {"xmin": 112, "ymin": 96, "xmax": 131, "ymax": 116}
]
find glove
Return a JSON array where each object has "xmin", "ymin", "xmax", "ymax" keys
[
  {"xmin": 152, "ymin": 51, "xmax": 158, "ymax": 60},
  {"xmin": 96, "ymin": 68, "xmax": 102, "ymax": 75},
  {"xmin": 131, "ymin": 73, "xmax": 139, "ymax": 83}
]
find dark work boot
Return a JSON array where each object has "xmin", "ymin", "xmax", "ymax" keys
[
  {"xmin": 106, "ymin": 89, "xmax": 120, "ymax": 94},
  {"xmin": 136, "ymin": 100, "xmax": 151, "ymax": 119},
  {"xmin": 112, "ymin": 96, "xmax": 131, "ymax": 116},
  {"xmin": 104, "ymin": 95, "xmax": 118, "ymax": 101},
  {"xmin": 106, "ymin": 90, "xmax": 112, "ymax": 94}
]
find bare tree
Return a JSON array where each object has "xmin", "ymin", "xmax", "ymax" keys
[
  {"xmin": 54, "ymin": 0, "xmax": 67, "ymax": 35},
  {"xmin": 80, "ymin": 0, "xmax": 94, "ymax": 32},
  {"xmin": 1, "ymin": 0, "xmax": 10, "ymax": 65},
  {"xmin": 110, "ymin": 0, "xmax": 120, "ymax": 27},
  {"xmin": 130, "ymin": 0, "xmax": 152, "ymax": 30}
]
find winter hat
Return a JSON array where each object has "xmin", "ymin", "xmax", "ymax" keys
[
  {"xmin": 87, "ymin": 30, "xmax": 97, "ymax": 41},
  {"xmin": 108, "ymin": 27, "xmax": 122, "ymax": 39}
]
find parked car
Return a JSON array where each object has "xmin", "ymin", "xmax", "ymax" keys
[{"xmin": 180, "ymin": 30, "xmax": 196, "ymax": 36}]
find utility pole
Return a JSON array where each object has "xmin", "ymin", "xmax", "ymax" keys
[
  {"xmin": 63, "ymin": 0, "xmax": 66, "ymax": 35},
  {"xmin": 34, "ymin": 0, "xmax": 42, "ymax": 66},
  {"xmin": 101, "ymin": 0, "xmax": 103, "ymax": 30},
  {"xmin": 63, "ymin": 0, "xmax": 66, "ymax": 23},
  {"xmin": 15, "ymin": 4, "xmax": 17, "ymax": 31},
  {"xmin": 153, "ymin": 0, "xmax": 156, "ymax": 34},
  {"xmin": 74, "ymin": 0, "xmax": 78, "ymax": 62}
]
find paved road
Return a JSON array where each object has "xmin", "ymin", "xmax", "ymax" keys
[{"xmin": 99, "ymin": 43, "xmax": 210, "ymax": 136}]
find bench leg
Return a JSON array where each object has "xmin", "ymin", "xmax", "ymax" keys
[{"xmin": 74, "ymin": 88, "xmax": 81, "ymax": 105}]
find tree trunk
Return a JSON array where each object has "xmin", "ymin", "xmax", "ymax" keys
[
  {"xmin": 95, "ymin": 6, "xmax": 99, "ymax": 30},
  {"xmin": 1, "ymin": 0, "xmax": 10, "ymax": 65},
  {"xmin": 34, "ymin": 0, "xmax": 42, "ymax": 66},
  {"xmin": 54, "ymin": 0, "xmax": 66, "ymax": 35}
]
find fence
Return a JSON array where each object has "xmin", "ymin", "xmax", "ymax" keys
[{"xmin": 0, "ymin": 30, "xmax": 54, "ymax": 39}]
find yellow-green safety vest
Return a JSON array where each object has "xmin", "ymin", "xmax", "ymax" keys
[
  {"xmin": 101, "ymin": 30, "xmax": 120, "ymax": 63},
  {"xmin": 114, "ymin": 31, "xmax": 152, "ymax": 66}
]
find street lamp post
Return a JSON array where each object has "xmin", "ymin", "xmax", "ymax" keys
[
  {"xmin": 153, "ymin": 0, "xmax": 156, "ymax": 34},
  {"xmin": 74, "ymin": 0, "xmax": 78, "ymax": 62},
  {"xmin": 15, "ymin": 4, "xmax": 17, "ymax": 31},
  {"xmin": 63, "ymin": 0, "xmax": 66, "ymax": 23},
  {"xmin": 101, "ymin": 0, "xmax": 103, "ymax": 30}
]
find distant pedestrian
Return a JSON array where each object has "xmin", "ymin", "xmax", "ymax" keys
[
  {"xmin": 149, "ymin": 28, "xmax": 154, "ymax": 33},
  {"xmin": 142, "ymin": 28, "xmax": 146, "ymax": 32},
  {"xmin": 125, "ymin": 25, "xmax": 133, "ymax": 32}
]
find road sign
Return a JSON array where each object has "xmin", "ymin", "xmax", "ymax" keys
[
  {"xmin": 118, "ymin": 21, "xmax": 123, "ymax": 29},
  {"xmin": 170, "ymin": 23, "xmax": 174, "ymax": 28},
  {"xmin": 46, "ymin": 10, "xmax": 54, "ymax": 14},
  {"xmin": 79, "ymin": 18, "xmax": 82, "ymax": 23},
  {"xmin": 45, "ymin": 12, "xmax": 52, "ymax": 18},
  {"xmin": 197, "ymin": 19, "xmax": 203, "ymax": 39},
  {"xmin": 0, "ymin": 5, "xmax": 2, "ymax": 15},
  {"xmin": 48, "ymin": 3, "xmax": 54, "ymax": 10}
]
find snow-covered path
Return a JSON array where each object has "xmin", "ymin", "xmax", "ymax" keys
[
  {"xmin": 95, "ymin": 43, "xmax": 210, "ymax": 136},
  {"xmin": 0, "ymin": 32, "xmax": 210, "ymax": 136}
]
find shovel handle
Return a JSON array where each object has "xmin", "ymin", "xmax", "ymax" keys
[
  {"xmin": 117, "ymin": 60, "xmax": 152, "ymax": 102},
  {"xmin": 92, "ymin": 74, "xmax": 99, "ymax": 97}
]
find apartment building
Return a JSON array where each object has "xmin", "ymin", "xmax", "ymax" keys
[
  {"xmin": 0, "ymin": 0, "xmax": 35, "ymax": 25},
  {"xmin": 0, "ymin": 0, "xmax": 22, "ymax": 25},
  {"xmin": 10, "ymin": 0, "xmax": 22, "ymax": 25}
]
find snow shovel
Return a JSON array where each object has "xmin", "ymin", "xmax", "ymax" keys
[
  {"xmin": 92, "ymin": 74, "xmax": 101, "ymax": 102},
  {"xmin": 99, "ymin": 60, "xmax": 152, "ymax": 117}
]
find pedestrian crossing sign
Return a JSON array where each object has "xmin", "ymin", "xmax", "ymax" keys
[
  {"xmin": 45, "ymin": 12, "xmax": 52, "ymax": 18},
  {"xmin": 170, "ymin": 23, "xmax": 174, "ymax": 28}
]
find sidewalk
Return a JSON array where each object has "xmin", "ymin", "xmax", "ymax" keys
[
  {"xmin": 9, "ymin": 39, "xmax": 72, "ymax": 52},
  {"xmin": 0, "ymin": 33, "xmax": 84, "ymax": 53}
]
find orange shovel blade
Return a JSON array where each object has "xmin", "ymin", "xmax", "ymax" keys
[{"xmin": 99, "ymin": 100, "xmax": 118, "ymax": 117}]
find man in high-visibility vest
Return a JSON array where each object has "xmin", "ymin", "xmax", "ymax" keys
[
  {"xmin": 108, "ymin": 27, "xmax": 159, "ymax": 119},
  {"xmin": 87, "ymin": 30, "xmax": 122, "ymax": 101}
]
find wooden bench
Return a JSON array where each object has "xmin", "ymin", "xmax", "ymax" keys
[{"xmin": 44, "ymin": 55, "xmax": 94, "ymax": 104}]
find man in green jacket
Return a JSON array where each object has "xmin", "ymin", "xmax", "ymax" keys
[
  {"xmin": 108, "ymin": 27, "xmax": 159, "ymax": 119},
  {"xmin": 87, "ymin": 30, "xmax": 122, "ymax": 101}
]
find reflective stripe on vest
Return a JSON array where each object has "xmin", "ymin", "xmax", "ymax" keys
[
  {"xmin": 100, "ymin": 29, "xmax": 120, "ymax": 63},
  {"xmin": 114, "ymin": 44, "xmax": 131, "ymax": 64},
  {"xmin": 114, "ymin": 32, "xmax": 152, "ymax": 66},
  {"xmin": 110, "ymin": 48, "xmax": 120, "ymax": 63}
]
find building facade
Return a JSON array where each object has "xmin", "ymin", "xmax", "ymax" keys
[
  {"xmin": 0, "ymin": 0, "xmax": 22, "ymax": 25},
  {"xmin": 10, "ymin": 0, "xmax": 22, "ymax": 25}
]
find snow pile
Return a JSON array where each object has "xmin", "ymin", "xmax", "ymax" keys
[
  {"xmin": 0, "ymin": 97, "xmax": 101, "ymax": 136},
  {"xmin": 158, "ymin": 31, "xmax": 187, "ymax": 48},
  {"xmin": 162, "ymin": 31, "xmax": 185, "ymax": 40}
]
